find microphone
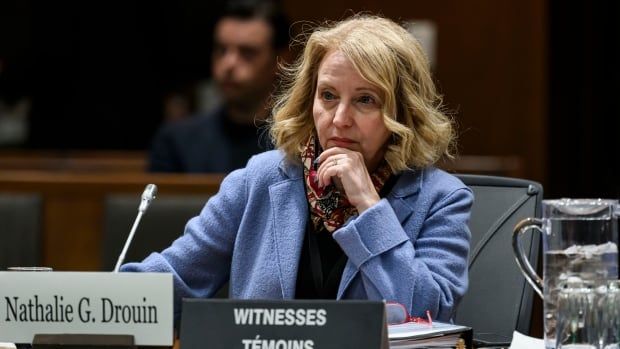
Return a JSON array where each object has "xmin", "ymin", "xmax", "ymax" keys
[
  {"xmin": 139, "ymin": 183, "xmax": 158, "ymax": 213},
  {"xmin": 113, "ymin": 184, "xmax": 158, "ymax": 272}
]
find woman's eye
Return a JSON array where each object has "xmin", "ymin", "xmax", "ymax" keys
[
  {"xmin": 358, "ymin": 95, "xmax": 376, "ymax": 105},
  {"xmin": 321, "ymin": 91, "xmax": 336, "ymax": 101}
]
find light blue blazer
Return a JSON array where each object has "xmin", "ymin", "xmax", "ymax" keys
[{"xmin": 122, "ymin": 150, "xmax": 473, "ymax": 322}]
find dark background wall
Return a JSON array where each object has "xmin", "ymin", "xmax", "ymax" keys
[
  {"xmin": 0, "ymin": 0, "xmax": 618, "ymax": 198},
  {"xmin": 0, "ymin": 1, "xmax": 226, "ymax": 149},
  {"xmin": 548, "ymin": 0, "xmax": 620, "ymax": 198}
]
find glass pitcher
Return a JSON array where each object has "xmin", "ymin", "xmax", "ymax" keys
[{"xmin": 512, "ymin": 199, "xmax": 619, "ymax": 349}]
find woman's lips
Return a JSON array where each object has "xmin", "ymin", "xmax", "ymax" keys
[{"xmin": 328, "ymin": 137, "xmax": 356, "ymax": 148}]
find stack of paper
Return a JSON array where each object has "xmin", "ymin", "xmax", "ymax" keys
[{"xmin": 388, "ymin": 321, "xmax": 472, "ymax": 349}]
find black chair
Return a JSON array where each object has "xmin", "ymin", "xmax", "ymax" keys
[
  {"xmin": 0, "ymin": 193, "xmax": 42, "ymax": 269},
  {"xmin": 102, "ymin": 194, "xmax": 210, "ymax": 271},
  {"xmin": 454, "ymin": 174, "xmax": 543, "ymax": 347}
]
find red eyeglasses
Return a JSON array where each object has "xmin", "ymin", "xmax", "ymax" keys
[{"xmin": 385, "ymin": 302, "xmax": 433, "ymax": 326}]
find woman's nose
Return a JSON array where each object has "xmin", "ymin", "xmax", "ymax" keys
[{"xmin": 332, "ymin": 102, "xmax": 353, "ymax": 128}]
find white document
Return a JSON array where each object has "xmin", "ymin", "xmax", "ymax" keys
[
  {"xmin": 388, "ymin": 321, "xmax": 470, "ymax": 340},
  {"xmin": 388, "ymin": 321, "xmax": 470, "ymax": 348},
  {"xmin": 509, "ymin": 331, "xmax": 545, "ymax": 349}
]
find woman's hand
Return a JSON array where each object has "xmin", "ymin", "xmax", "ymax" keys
[{"xmin": 316, "ymin": 147, "xmax": 381, "ymax": 213}]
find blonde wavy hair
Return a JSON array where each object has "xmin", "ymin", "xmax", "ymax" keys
[{"xmin": 270, "ymin": 15, "xmax": 454, "ymax": 172}]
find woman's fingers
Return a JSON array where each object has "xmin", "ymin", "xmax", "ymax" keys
[{"xmin": 315, "ymin": 147, "xmax": 380, "ymax": 212}]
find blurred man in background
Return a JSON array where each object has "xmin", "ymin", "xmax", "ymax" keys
[{"xmin": 149, "ymin": 0, "xmax": 290, "ymax": 172}]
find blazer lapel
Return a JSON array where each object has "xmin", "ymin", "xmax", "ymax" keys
[
  {"xmin": 269, "ymin": 161, "xmax": 307, "ymax": 299},
  {"xmin": 383, "ymin": 169, "xmax": 423, "ymax": 224}
]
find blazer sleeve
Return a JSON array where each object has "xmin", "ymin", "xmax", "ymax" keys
[
  {"xmin": 332, "ymin": 186, "xmax": 473, "ymax": 321},
  {"xmin": 120, "ymin": 167, "xmax": 248, "ymax": 319}
]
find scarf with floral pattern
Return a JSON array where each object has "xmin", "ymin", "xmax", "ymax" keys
[{"xmin": 301, "ymin": 135, "xmax": 392, "ymax": 233}]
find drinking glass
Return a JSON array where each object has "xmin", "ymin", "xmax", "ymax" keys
[
  {"xmin": 555, "ymin": 278, "xmax": 597, "ymax": 349},
  {"xmin": 598, "ymin": 280, "xmax": 620, "ymax": 349}
]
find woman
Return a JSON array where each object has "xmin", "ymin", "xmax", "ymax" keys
[{"xmin": 122, "ymin": 15, "xmax": 473, "ymax": 323}]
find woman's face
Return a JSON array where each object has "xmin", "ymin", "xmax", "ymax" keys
[{"xmin": 312, "ymin": 50, "xmax": 391, "ymax": 172}]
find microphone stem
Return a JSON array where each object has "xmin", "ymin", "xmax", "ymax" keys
[{"xmin": 114, "ymin": 211, "xmax": 144, "ymax": 273}]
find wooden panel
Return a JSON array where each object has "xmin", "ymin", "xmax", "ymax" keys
[
  {"xmin": 0, "ymin": 150, "xmax": 147, "ymax": 172},
  {"xmin": 0, "ymin": 171, "xmax": 223, "ymax": 193},
  {"xmin": 439, "ymin": 155, "xmax": 524, "ymax": 178},
  {"xmin": 44, "ymin": 197, "xmax": 102, "ymax": 271}
]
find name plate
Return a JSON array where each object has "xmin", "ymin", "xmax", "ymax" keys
[
  {"xmin": 181, "ymin": 299, "xmax": 387, "ymax": 349},
  {"xmin": 0, "ymin": 272, "xmax": 172, "ymax": 346}
]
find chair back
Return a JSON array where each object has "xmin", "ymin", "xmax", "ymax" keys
[
  {"xmin": 0, "ymin": 193, "xmax": 41, "ymax": 269},
  {"xmin": 454, "ymin": 174, "xmax": 542, "ymax": 344},
  {"xmin": 102, "ymin": 194, "xmax": 209, "ymax": 271}
]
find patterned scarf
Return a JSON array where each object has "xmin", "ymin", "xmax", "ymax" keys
[{"xmin": 302, "ymin": 135, "xmax": 393, "ymax": 233}]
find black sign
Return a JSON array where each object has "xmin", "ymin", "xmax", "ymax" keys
[{"xmin": 180, "ymin": 299, "xmax": 387, "ymax": 349}]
